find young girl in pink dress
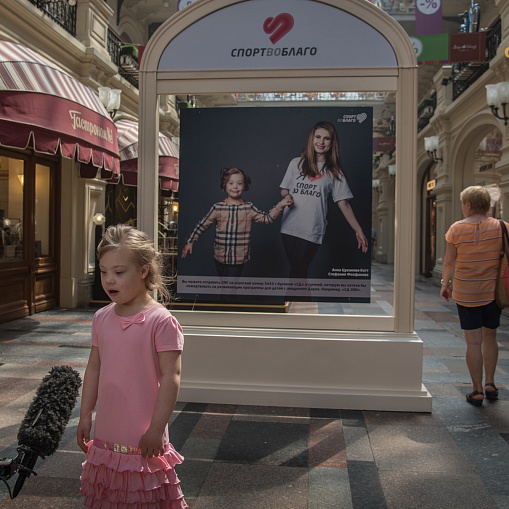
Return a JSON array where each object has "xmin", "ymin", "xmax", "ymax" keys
[{"xmin": 77, "ymin": 224, "xmax": 187, "ymax": 509}]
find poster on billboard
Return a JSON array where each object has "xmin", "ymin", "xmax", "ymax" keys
[{"xmin": 177, "ymin": 106, "xmax": 372, "ymax": 303}]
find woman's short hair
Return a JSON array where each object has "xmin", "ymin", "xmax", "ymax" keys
[
  {"xmin": 460, "ymin": 186, "xmax": 491, "ymax": 214},
  {"xmin": 220, "ymin": 167, "xmax": 251, "ymax": 191}
]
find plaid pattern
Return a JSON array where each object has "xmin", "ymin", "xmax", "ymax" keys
[
  {"xmin": 446, "ymin": 218, "xmax": 507, "ymax": 307},
  {"xmin": 187, "ymin": 199, "xmax": 282, "ymax": 265}
]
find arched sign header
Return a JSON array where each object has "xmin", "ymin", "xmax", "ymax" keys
[{"xmin": 158, "ymin": 0, "xmax": 398, "ymax": 71}]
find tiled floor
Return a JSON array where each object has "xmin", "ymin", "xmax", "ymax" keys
[{"xmin": 1, "ymin": 263, "xmax": 509, "ymax": 508}]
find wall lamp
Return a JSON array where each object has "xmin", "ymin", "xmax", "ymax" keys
[
  {"xmin": 372, "ymin": 179, "xmax": 382, "ymax": 194},
  {"xmin": 98, "ymin": 87, "xmax": 122, "ymax": 119},
  {"xmin": 388, "ymin": 164, "xmax": 396, "ymax": 180},
  {"xmin": 486, "ymin": 83, "xmax": 509, "ymax": 125},
  {"xmin": 92, "ymin": 213, "xmax": 106, "ymax": 225},
  {"xmin": 424, "ymin": 136, "xmax": 442, "ymax": 163}
]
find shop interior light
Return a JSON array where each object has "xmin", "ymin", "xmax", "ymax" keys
[
  {"xmin": 92, "ymin": 213, "xmax": 106, "ymax": 225},
  {"xmin": 486, "ymin": 83, "xmax": 509, "ymax": 125},
  {"xmin": 424, "ymin": 136, "xmax": 442, "ymax": 163}
]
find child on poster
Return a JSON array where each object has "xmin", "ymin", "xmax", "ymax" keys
[
  {"xmin": 182, "ymin": 167, "xmax": 293, "ymax": 278},
  {"xmin": 77, "ymin": 225, "xmax": 187, "ymax": 509}
]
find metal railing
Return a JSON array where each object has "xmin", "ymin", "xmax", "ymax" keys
[
  {"xmin": 28, "ymin": 0, "xmax": 76, "ymax": 37},
  {"xmin": 107, "ymin": 28, "xmax": 139, "ymax": 89},
  {"xmin": 417, "ymin": 93, "xmax": 437, "ymax": 133},
  {"xmin": 452, "ymin": 19, "xmax": 502, "ymax": 101}
]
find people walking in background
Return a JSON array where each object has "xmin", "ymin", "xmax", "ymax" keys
[
  {"xmin": 182, "ymin": 167, "xmax": 293, "ymax": 278},
  {"xmin": 371, "ymin": 227, "xmax": 377, "ymax": 260},
  {"xmin": 77, "ymin": 224, "xmax": 187, "ymax": 508},
  {"xmin": 280, "ymin": 121, "xmax": 368, "ymax": 279},
  {"xmin": 440, "ymin": 186, "xmax": 505, "ymax": 407}
]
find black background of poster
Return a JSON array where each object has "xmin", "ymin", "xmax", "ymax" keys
[{"xmin": 178, "ymin": 106, "xmax": 372, "ymax": 302}]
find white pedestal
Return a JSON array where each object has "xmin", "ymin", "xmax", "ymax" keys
[{"xmin": 178, "ymin": 326, "xmax": 432, "ymax": 413}]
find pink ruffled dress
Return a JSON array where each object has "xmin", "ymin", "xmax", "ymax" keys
[{"xmin": 80, "ymin": 303, "xmax": 187, "ymax": 509}]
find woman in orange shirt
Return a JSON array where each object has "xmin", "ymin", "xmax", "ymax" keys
[{"xmin": 441, "ymin": 186, "xmax": 506, "ymax": 406}]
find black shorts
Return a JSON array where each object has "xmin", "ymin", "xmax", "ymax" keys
[{"xmin": 456, "ymin": 300, "xmax": 502, "ymax": 330}]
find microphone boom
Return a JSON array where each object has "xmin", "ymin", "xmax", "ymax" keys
[{"xmin": 0, "ymin": 365, "xmax": 82, "ymax": 499}]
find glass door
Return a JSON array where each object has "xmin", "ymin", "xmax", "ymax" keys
[
  {"xmin": 0, "ymin": 153, "xmax": 29, "ymax": 320},
  {"xmin": 0, "ymin": 151, "xmax": 59, "ymax": 321},
  {"xmin": 32, "ymin": 162, "xmax": 58, "ymax": 313}
]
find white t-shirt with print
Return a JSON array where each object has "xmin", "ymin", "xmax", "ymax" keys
[{"xmin": 280, "ymin": 157, "xmax": 353, "ymax": 244}]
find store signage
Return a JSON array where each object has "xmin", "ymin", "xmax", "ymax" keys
[
  {"xmin": 177, "ymin": 0, "xmax": 198, "ymax": 11},
  {"xmin": 449, "ymin": 33, "xmax": 486, "ymax": 63},
  {"xmin": 427, "ymin": 179, "xmax": 436, "ymax": 191},
  {"xmin": 69, "ymin": 110, "xmax": 114, "ymax": 144},
  {"xmin": 373, "ymin": 137, "xmax": 395, "ymax": 152},
  {"xmin": 263, "ymin": 13, "xmax": 294, "ymax": 44},
  {"xmin": 415, "ymin": 0, "xmax": 443, "ymax": 36},
  {"xmin": 485, "ymin": 138, "xmax": 502, "ymax": 153},
  {"xmin": 410, "ymin": 34, "xmax": 449, "ymax": 65},
  {"xmin": 159, "ymin": 0, "xmax": 397, "ymax": 71}
]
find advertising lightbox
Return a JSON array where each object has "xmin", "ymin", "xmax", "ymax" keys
[{"xmin": 177, "ymin": 106, "xmax": 373, "ymax": 303}]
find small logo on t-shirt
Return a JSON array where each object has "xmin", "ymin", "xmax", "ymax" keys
[{"xmin": 309, "ymin": 174, "xmax": 325, "ymax": 182}]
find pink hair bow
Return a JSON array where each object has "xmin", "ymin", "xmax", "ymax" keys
[{"xmin": 120, "ymin": 314, "xmax": 146, "ymax": 330}]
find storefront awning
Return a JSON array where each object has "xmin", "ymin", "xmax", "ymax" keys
[
  {"xmin": 102, "ymin": 119, "xmax": 179, "ymax": 191},
  {"xmin": 0, "ymin": 41, "xmax": 120, "ymax": 173}
]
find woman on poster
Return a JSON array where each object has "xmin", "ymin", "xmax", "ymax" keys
[{"xmin": 280, "ymin": 121, "xmax": 368, "ymax": 279}]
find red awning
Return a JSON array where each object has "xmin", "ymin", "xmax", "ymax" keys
[
  {"xmin": 0, "ymin": 41, "xmax": 119, "ymax": 173},
  {"xmin": 100, "ymin": 119, "xmax": 179, "ymax": 191}
]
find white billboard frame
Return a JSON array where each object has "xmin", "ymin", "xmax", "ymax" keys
[{"xmin": 137, "ymin": 0, "xmax": 430, "ymax": 411}]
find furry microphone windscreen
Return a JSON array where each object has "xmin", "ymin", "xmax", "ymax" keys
[{"xmin": 17, "ymin": 366, "xmax": 82, "ymax": 457}]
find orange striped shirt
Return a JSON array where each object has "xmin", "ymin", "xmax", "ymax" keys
[{"xmin": 445, "ymin": 218, "xmax": 506, "ymax": 307}]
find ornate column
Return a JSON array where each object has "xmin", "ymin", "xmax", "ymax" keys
[
  {"xmin": 76, "ymin": 0, "xmax": 115, "ymax": 60},
  {"xmin": 434, "ymin": 66, "xmax": 453, "ymax": 110},
  {"xmin": 427, "ymin": 112, "xmax": 453, "ymax": 286},
  {"xmin": 488, "ymin": 38, "xmax": 509, "ymax": 219}
]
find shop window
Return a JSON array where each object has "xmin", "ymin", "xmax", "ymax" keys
[{"xmin": 0, "ymin": 156, "xmax": 24, "ymax": 262}]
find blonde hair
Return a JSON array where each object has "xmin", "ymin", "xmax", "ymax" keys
[
  {"xmin": 460, "ymin": 186, "xmax": 491, "ymax": 215},
  {"xmin": 97, "ymin": 224, "xmax": 172, "ymax": 305}
]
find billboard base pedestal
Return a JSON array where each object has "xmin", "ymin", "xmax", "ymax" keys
[{"xmin": 178, "ymin": 326, "xmax": 431, "ymax": 413}]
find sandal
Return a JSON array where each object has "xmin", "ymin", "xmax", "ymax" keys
[
  {"xmin": 466, "ymin": 390, "xmax": 484, "ymax": 407},
  {"xmin": 485, "ymin": 383, "xmax": 499, "ymax": 401}
]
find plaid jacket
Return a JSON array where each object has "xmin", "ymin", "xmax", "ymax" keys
[{"xmin": 186, "ymin": 199, "xmax": 282, "ymax": 265}]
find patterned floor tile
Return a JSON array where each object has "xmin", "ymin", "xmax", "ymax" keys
[{"xmin": 215, "ymin": 420, "xmax": 309, "ymax": 467}]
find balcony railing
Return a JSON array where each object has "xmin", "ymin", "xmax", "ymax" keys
[
  {"xmin": 107, "ymin": 28, "xmax": 139, "ymax": 89},
  {"xmin": 417, "ymin": 93, "xmax": 437, "ymax": 133},
  {"xmin": 452, "ymin": 19, "xmax": 502, "ymax": 101},
  {"xmin": 28, "ymin": 0, "xmax": 76, "ymax": 37}
]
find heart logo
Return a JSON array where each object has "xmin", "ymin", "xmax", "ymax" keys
[
  {"xmin": 263, "ymin": 13, "xmax": 294, "ymax": 45},
  {"xmin": 357, "ymin": 113, "xmax": 367, "ymax": 124}
]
